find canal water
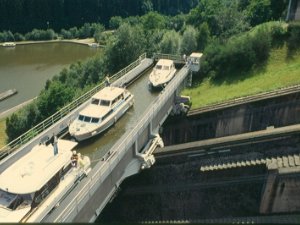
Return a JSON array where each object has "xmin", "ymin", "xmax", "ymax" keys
[
  {"xmin": 75, "ymin": 69, "xmax": 159, "ymax": 167},
  {"xmin": 0, "ymin": 42, "xmax": 99, "ymax": 113}
]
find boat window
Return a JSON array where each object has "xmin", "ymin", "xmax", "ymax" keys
[
  {"xmin": 102, "ymin": 110, "xmax": 113, "ymax": 121},
  {"xmin": 32, "ymin": 171, "xmax": 60, "ymax": 208},
  {"xmin": 163, "ymin": 66, "xmax": 170, "ymax": 70},
  {"xmin": 156, "ymin": 65, "xmax": 162, "ymax": 70},
  {"xmin": 78, "ymin": 115, "xmax": 84, "ymax": 121},
  {"xmin": 84, "ymin": 116, "xmax": 91, "ymax": 122},
  {"xmin": 8, "ymin": 195, "xmax": 25, "ymax": 210},
  {"xmin": 112, "ymin": 98, "xmax": 117, "ymax": 105},
  {"xmin": 91, "ymin": 98, "xmax": 100, "ymax": 105},
  {"xmin": 0, "ymin": 189, "xmax": 17, "ymax": 208},
  {"xmin": 100, "ymin": 100, "xmax": 110, "ymax": 106},
  {"xmin": 91, "ymin": 117, "xmax": 100, "ymax": 123}
]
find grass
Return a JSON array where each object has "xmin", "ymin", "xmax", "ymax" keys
[
  {"xmin": 183, "ymin": 45, "xmax": 300, "ymax": 109},
  {"xmin": 0, "ymin": 118, "xmax": 7, "ymax": 148}
]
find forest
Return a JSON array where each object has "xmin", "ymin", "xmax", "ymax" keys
[
  {"xmin": 0, "ymin": 0, "xmax": 198, "ymax": 33},
  {"xmin": 3, "ymin": 0, "xmax": 300, "ymax": 143}
]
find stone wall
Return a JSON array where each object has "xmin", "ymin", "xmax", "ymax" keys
[{"xmin": 162, "ymin": 93, "xmax": 300, "ymax": 145}]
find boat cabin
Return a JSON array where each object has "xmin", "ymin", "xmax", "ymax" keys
[
  {"xmin": 76, "ymin": 87, "xmax": 127, "ymax": 124},
  {"xmin": 154, "ymin": 59, "xmax": 175, "ymax": 71},
  {"xmin": 0, "ymin": 139, "xmax": 78, "ymax": 222}
]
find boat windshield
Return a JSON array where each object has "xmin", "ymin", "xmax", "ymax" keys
[
  {"xmin": 0, "ymin": 190, "xmax": 32, "ymax": 210},
  {"xmin": 163, "ymin": 66, "xmax": 170, "ymax": 70},
  {"xmin": 100, "ymin": 100, "xmax": 110, "ymax": 106},
  {"xmin": 155, "ymin": 65, "xmax": 162, "ymax": 70},
  {"xmin": 0, "ymin": 189, "xmax": 17, "ymax": 208},
  {"xmin": 78, "ymin": 114, "xmax": 100, "ymax": 123},
  {"xmin": 91, "ymin": 98, "xmax": 100, "ymax": 105},
  {"xmin": 91, "ymin": 118, "xmax": 100, "ymax": 123}
]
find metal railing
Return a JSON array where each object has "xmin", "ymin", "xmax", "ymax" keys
[
  {"xmin": 53, "ymin": 66, "xmax": 190, "ymax": 222},
  {"xmin": 0, "ymin": 53, "xmax": 147, "ymax": 159},
  {"xmin": 153, "ymin": 53, "xmax": 184, "ymax": 63}
]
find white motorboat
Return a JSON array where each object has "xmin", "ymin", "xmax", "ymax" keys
[
  {"xmin": 0, "ymin": 139, "xmax": 91, "ymax": 222},
  {"xmin": 88, "ymin": 43, "xmax": 100, "ymax": 48},
  {"xmin": 69, "ymin": 86, "xmax": 134, "ymax": 141},
  {"xmin": 148, "ymin": 59, "xmax": 176, "ymax": 89},
  {"xmin": 2, "ymin": 42, "xmax": 16, "ymax": 47}
]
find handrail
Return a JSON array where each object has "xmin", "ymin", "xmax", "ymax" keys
[
  {"xmin": 54, "ymin": 66, "xmax": 190, "ymax": 222},
  {"xmin": 0, "ymin": 53, "xmax": 147, "ymax": 159},
  {"xmin": 153, "ymin": 53, "xmax": 184, "ymax": 63}
]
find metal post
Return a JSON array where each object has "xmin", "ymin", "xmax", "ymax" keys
[{"xmin": 286, "ymin": 0, "xmax": 293, "ymax": 21}]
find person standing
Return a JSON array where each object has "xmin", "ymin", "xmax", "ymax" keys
[
  {"xmin": 105, "ymin": 76, "xmax": 110, "ymax": 87},
  {"xmin": 53, "ymin": 135, "xmax": 58, "ymax": 155}
]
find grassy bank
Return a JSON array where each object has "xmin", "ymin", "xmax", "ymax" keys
[
  {"xmin": 0, "ymin": 118, "xmax": 7, "ymax": 148},
  {"xmin": 183, "ymin": 45, "xmax": 300, "ymax": 109}
]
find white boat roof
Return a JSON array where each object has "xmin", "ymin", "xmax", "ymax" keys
[
  {"xmin": 92, "ymin": 86, "xmax": 125, "ymax": 101},
  {"xmin": 79, "ymin": 104, "xmax": 111, "ymax": 118},
  {"xmin": 0, "ymin": 139, "xmax": 77, "ymax": 194},
  {"xmin": 156, "ymin": 59, "xmax": 174, "ymax": 67},
  {"xmin": 190, "ymin": 52, "xmax": 203, "ymax": 58}
]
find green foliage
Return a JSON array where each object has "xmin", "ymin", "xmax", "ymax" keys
[
  {"xmin": 167, "ymin": 14, "xmax": 186, "ymax": 32},
  {"xmin": 287, "ymin": 22, "xmax": 300, "ymax": 56},
  {"xmin": 109, "ymin": 16, "xmax": 123, "ymax": 30},
  {"xmin": 0, "ymin": 30, "xmax": 15, "ymax": 42},
  {"xmin": 105, "ymin": 23, "xmax": 146, "ymax": 73},
  {"xmin": 180, "ymin": 26, "xmax": 197, "ymax": 55},
  {"xmin": 6, "ymin": 113, "xmax": 27, "ymax": 142},
  {"xmin": 141, "ymin": 11, "xmax": 167, "ymax": 30},
  {"xmin": 60, "ymin": 29, "xmax": 74, "ymax": 39},
  {"xmin": 204, "ymin": 26, "xmax": 272, "ymax": 79},
  {"xmin": 197, "ymin": 22, "xmax": 211, "ymax": 51},
  {"xmin": 37, "ymin": 81, "xmax": 75, "ymax": 118},
  {"xmin": 188, "ymin": 0, "xmax": 250, "ymax": 39},
  {"xmin": 159, "ymin": 30, "xmax": 182, "ymax": 54},
  {"xmin": 13, "ymin": 32, "xmax": 25, "ymax": 41},
  {"xmin": 25, "ymin": 29, "xmax": 57, "ymax": 41},
  {"xmin": 0, "ymin": 0, "xmax": 197, "ymax": 33},
  {"xmin": 246, "ymin": 0, "xmax": 272, "ymax": 26}
]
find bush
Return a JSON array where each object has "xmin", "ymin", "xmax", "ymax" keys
[
  {"xmin": 14, "ymin": 32, "xmax": 25, "ymax": 41},
  {"xmin": 0, "ymin": 31, "xmax": 15, "ymax": 42},
  {"xmin": 61, "ymin": 29, "xmax": 74, "ymax": 39},
  {"xmin": 25, "ymin": 29, "xmax": 57, "ymax": 41},
  {"xmin": 204, "ymin": 26, "xmax": 272, "ymax": 79},
  {"xmin": 287, "ymin": 22, "xmax": 300, "ymax": 54}
]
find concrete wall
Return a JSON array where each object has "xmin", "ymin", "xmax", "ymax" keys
[
  {"xmin": 162, "ymin": 93, "xmax": 300, "ymax": 145},
  {"xmin": 97, "ymin": 158, "xmax": 266, "ymax": 223}
]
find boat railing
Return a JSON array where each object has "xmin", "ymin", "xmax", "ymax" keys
[
  {"xmin": 153, "ymin": 53, "xmax": 184, "ymax": 63},
  {"xmin": 0, "ymin": 53, "xmax": 147, "ymax": 159}
]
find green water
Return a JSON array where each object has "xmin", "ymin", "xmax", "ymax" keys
[{"xmin": 0, "ymin": 42, "xmax": 99, "ymax": 113}]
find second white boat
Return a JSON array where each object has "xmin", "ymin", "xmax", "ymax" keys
[
  {"xmin": 148, "ymin": 59, "xmax": 176, "ymax": 89},
  {"xmin": 69, "ymin": 86, "xmax": 134, "ymax": 141}
]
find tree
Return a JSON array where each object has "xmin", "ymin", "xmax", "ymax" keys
[
  {"xmin": 246, "ymin": 0, "xmax": 272, "ymax": 26},
  {"xmin": 141, "ymin": 11, "xmax": 167, "ymax": 30},
  {"xmin": 180, "ymin": 26, "xmax": 197, "ymax": 55},
  {"xmin": 37, "ymin": 81, "xmax": 75, "ymax": 118},
  {"xmin": 197, "ymin": 22, "xmax": 211, "ymax": 51},
  {"xmin": 105, "ymin": 23, "xmax": 146, "ymax": 73},
  {"xmin": 109, "ymin": 16, "xmax": 123, "ymax": 29},
  {"xmin": 159, "ymin": 30, "xmax": 182, "ymax": 54}
]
